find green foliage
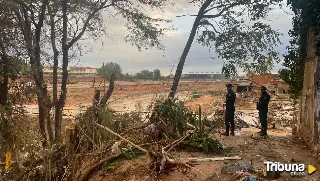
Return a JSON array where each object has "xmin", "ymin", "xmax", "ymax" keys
[
  {"xmin": 192, "ymin": 90, "xmax": 200, "ymax": 95},
  {"xmin": 153, "ymin": 69, "xmax": 161, "ymax": 80},
  {"xmin": 75, "ymin": 106, "xmax": 116, "ymax": 152},
  {"xmin": 280, "ymin": 0, "xmax": 320, "ymax": 99},
  {"xmin": 194, "ymin": 0, "xmax": 283, "ymax": 78},
  {"xmin": 192, "ymin": 90, "xmax": 201, "ymax": 98},
  {"xmin": 0, "ymin": 57, "xmax": 30, "ymax": 80},
  {"xmin": 135, "ymin": 70, "xmax": 154, "ymax": 80},
  {"xmin": 97, "ymin": 62, "xmax": 122, "ymax": 80},
  {"xmin": 119, "ymin": 6, "xmax": 172, "ymax": 51},
  {"xmin": 181, "ymin": 106, "xmax": 224, "ymax": 153},
  {"xmin": 113, "ymin": 111, "xmax": 143, "ymax": 133},
  {"xmin": 150, "ymin": 98, "xmax": 196, "ymax": 138},
  {"xmin": 150, "ymin": 101, "xmax": 224, "ymax": 153},
  {"xmin": 279, "ymin": 68, "xmax": 303, "ymax": 100},
  {"xmin": 121, "ymin": 146, "xmax": 136, "ymax": 159}
]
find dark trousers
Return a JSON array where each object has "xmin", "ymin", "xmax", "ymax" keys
[
  {"xmin": 225, "ymin": 110, "xmax": 235, "ymax": 129},
  {"xmin": 259, "ymin": 110, "xmax": 268, "ymax": 129}
]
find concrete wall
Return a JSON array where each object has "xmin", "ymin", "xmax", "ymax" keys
[{"xmin": 298, "ymin": 30, "xmax": 320, "ymax": 156}]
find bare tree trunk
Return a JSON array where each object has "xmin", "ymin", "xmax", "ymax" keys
[
  {"xmin": 100, "ymin": 73, "xmax": 115, "ymax": 106},
  {"xmin": 55, "ymin": 0, "xmax": 68, "ymax": 141},
  {"xmin": 48, "ymin": 4, "xmax": 59, "ymax": 107},
  {"xmin": 168, "ymin": 0, "xmax": 213, "ymax": 98},
  {"xmin": 14, "ymin": 1, "xmax": 53, "ymax": 146},
  {"xmin": 48, "ymin": 2, "xmax": 59, "ymax": 143}
]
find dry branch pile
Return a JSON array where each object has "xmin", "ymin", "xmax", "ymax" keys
[{"xmin": 69, "ymin": 96, "xmax": 225, "ymax": 180}]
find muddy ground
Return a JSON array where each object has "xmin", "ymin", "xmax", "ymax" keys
[
  {"xmin": 24, "ymin": 78, "xmax": 320, "ymax": 180},
  {"xmin": 90, "ymin": 128, "xmax": 320, "ymax": 181}
]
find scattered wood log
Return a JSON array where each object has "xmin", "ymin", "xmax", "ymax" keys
[
  {"xmin": 95, "ymin": 122, "xmax": 207, "ymax": 178},
  {"xmin": 182, "ymin": 156, "xmax": 241, "ymax": 163},
  {"xmin": 95, "ymin": 122, "xmax": 148, "ymax": 153}
]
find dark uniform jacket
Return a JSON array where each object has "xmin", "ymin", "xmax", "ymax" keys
[
  {"xmin": 225, "ymin": 90, "xmax": 236, "ymax": 112},
  {"xmin": 257, "ymin": 92, "xmax": 270, "ymax": 111}
]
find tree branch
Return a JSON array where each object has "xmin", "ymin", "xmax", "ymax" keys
[
  {"xmin": 202, "ymin": 3, "xmax": 243, "ymax": 19},
  {"xmin": 11, "ymin": 0, "xmax": 37, "ymax": 25},
  {"xmin": 203, "ymin": 3, "xmax": 234, "ymax": 14},
  {"xmin": 177, "ymin": 2, "xmax": 253, "ymax": 19},
  {"xmin": 67, "ymin": 1, "xmax": 114, "ymax": 49}
]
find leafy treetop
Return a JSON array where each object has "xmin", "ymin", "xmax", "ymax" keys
[
  {"xmin": 280, "ymin": 0, "xmax": 320, "ymax": 100},
  {"xmin": 191, "ymin": 0, "xmax": 283, "ymax": 78}
]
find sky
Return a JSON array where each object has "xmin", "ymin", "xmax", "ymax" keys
[{"xmin": 77, "ymin": 0, "xmax": 294, "ymax": 76}]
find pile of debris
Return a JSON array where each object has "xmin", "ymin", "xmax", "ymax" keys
[{"xmin": 69, "ymin": 97, "xmax": 227, "ymax": 180}]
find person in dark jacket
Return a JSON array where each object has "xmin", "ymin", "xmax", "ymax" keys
[
  {"xmin": 256, "ymin": 86, "xmax": 271, "ymax": 136},
  {"xmin": 224, "ymin": 84, "xmax": 236, "ymax": 136}
]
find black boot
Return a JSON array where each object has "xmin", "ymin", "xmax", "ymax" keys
[
  {"xmin": 225, "ymin": 127, "xmax": 229, "ymax": 136},
  {"xmin": 260, "ymin": 127, "xmax": 267, "ymax": 136},
  {"xmin": 230, "ymin": 127, "xmax": 235, "ymax": 136}
]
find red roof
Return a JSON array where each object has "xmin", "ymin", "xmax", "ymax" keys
[{"xmin": 251, "ymin": 74, "xmax": 285, "ymax": 85}]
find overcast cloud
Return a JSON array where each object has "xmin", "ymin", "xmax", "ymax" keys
[{"xmin": 78, "ymin": 0, "xmax": 294, "ymax": 76}]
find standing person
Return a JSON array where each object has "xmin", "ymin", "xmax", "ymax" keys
[
  {"xmin": 256, "ymin": 86, "xmax": 271, "ymax": 136},
  {"xmin": 224, "ymin": 84, "xmax": 236, "ymax": 136}
]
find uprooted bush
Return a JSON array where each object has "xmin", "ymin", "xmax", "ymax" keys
[
  {"xmin": 180, "ymin": 106, "xmax": 224, "ymax": 153},
  {"xmin": 149, "ymin": 98, "xmax": 224, "ymax": 154},
  {"xmin": 74, "ymin": 105, "xmax": 146, "ymax": 153},
  {"xmin": 149, "ymin": 97, "xmax": 196, "ymax": 139},
  {"xmin": 75, "ymin": 105, "xmax": 116, "ymax": 153}
]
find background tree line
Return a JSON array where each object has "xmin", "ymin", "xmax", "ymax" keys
[{"xmin": 97, "ymin": 62, "xmax": 163, "ymax": 80}]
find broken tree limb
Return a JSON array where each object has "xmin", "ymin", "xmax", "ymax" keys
[
  {"xmin": 95, "ymin": 122, "xmax": 148, "ymax": 153},
  {"xmin": 183, "ymin": 156, "xmax": 241, "ymax": 162},
  {"xmin": 96, "ymin": 123, "xmax": 207, "ymax": 178},
  {"xmin": 78, "ymin": 153, "xmax": 122, "ymax": 181},
  {"xmin": 164, "ymin": 130, "xmax": 194, "ymax": 152},
  {"xmin": 100, "ymin": 73, "xmax": 115, "ymax": 106}
]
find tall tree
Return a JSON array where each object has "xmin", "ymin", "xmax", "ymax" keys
[
  {"xmin": 11, "ymin": 0, "xmax": 53, "ymax": 145},
  {"xmin": 169, "ymin": 0, "xmax": 283, "ymax": 98},
  {"xmin": 153, "ymin": 69, "xmax": 161, "ymax": 80},
  {"xmin": 97, "ymin": 62, "xmax": 122, "ymax": 80},
  {"xmin": 44, "ymin": 0, "xmax": 172, "ymax": 141},
  {"xmin": 136, "ymin": 70, "xmax": 154, "ymax": 80},
  {"xmin": 0, "ymin": 1, "xmax": 28, "ymax": 106}
]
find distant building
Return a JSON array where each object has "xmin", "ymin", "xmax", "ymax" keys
[
  {"xmin": 43, "ymin": 65, "xmax": 96, "ymax": 77},
  {"xmin": 234, "ymin": 81, "xmax": 252, "ymax": 93},
  {"xmin": 250, "ymin": 73, "xmax": 289, "ymax": 95},
  {"xmin": 69, "ymin": 67, "xmax": 96, "ymax": 77},
  {"xmin": 182, "ymin": 72, "xmax": 226, "ymax": 79}
]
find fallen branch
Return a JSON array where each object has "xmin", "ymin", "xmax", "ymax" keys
[
  {"xmin": 96, "ymin": 122, "xmax": 207, "ymax": 178},
  {"xmin": 95, "ymin": 122, "xmax": 148, "ymax": 153},
  {"xmin": 183, "ymin": 156, "xmax": 242, "ymax": 162},
  {"xmin": 78, "ymin": 153, "xmax": 122, "ymax": 181},
  {"xmin": 164, "ymin": 130, "xmax": 194, "ymax": 152}
]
